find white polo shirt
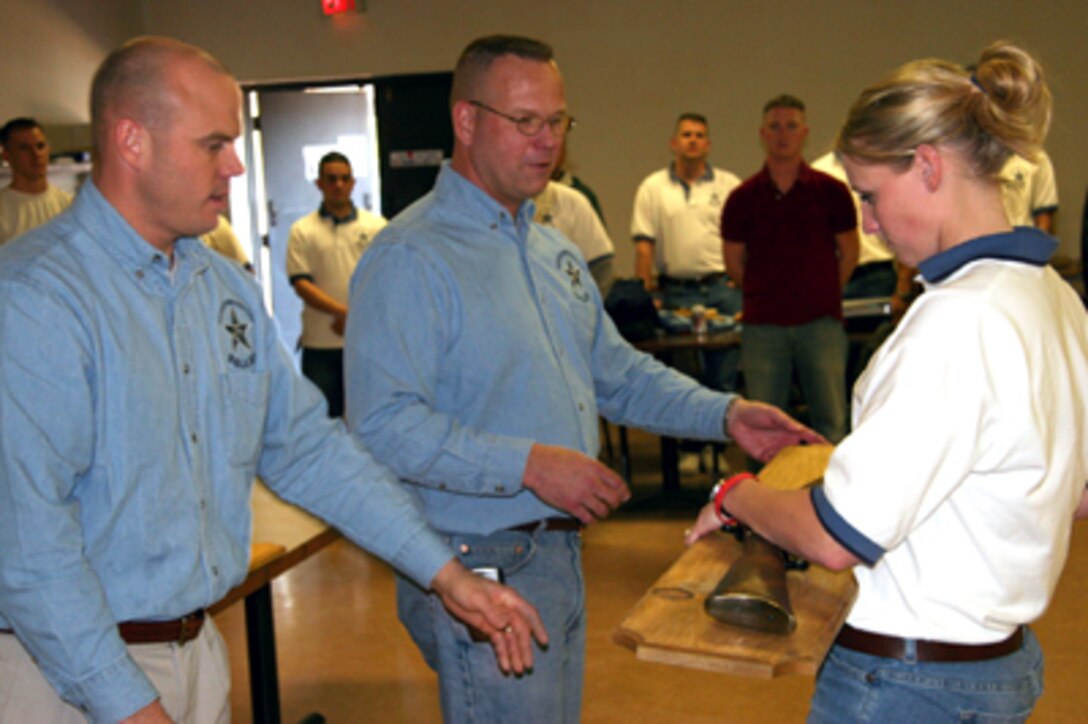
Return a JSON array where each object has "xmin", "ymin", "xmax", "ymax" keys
[
  {"xmin": 1000, "ymin": 151, "xmax": 1058, "ymax": 227},
  {"xmin": 630, "ymin": 164, "xmax": 739, "ymax": 279},
  {"xmin": 534, "ymin": 181, "xmax": 614, "ymax": 264},
  {"xmin": 813, "ymin": 228, "xmax": 1088, "ymax": 643},
  {"xmin": 0, "ymin": 185, "xmax": 72, "ymax": 245},
  {"xmin": 287, "ymin": 206, "xmax": 386, "ymax": 349}
]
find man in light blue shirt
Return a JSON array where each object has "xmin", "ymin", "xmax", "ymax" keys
[
  {"xmin": 0, "ymin": 37, "xmax": 544, "ymax": 724},
  {"xmin": 346, "ymin": 34, "xmax": 823, "ymax": 724}
]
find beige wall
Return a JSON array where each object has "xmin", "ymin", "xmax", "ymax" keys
[
  {"xmin": 3, "ymin": 0, "xmax": 1085, "ymax": 267},
  {"xmin": 0, "ymin": 0, "xmax": 141, "ymax": 128}
]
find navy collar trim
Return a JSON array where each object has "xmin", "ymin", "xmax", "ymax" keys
[
  {"xmin": 668, "ymin": 162, "xmax": 715, "ymax": 185},
  {"xmin": 919, "ymin": 227, "xmax": 1057, "ymax": 283},
  {"xmin": 319, "ymin": 204, "xmax": 358, "ymax": 225}
]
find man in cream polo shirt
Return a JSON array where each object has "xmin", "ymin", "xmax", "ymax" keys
[{"xmin": 287, "ymin": 150, "xmax": 386, "ymax": 417}]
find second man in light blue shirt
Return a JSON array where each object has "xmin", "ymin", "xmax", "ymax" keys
[{"xmin": 346, "ymin": 34, "xmax": 823, "ymax": 724}]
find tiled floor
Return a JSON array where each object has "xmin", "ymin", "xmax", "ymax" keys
[{"xmin": 214, "ymin": 428, "xmax": 1088, "ymax": 722}]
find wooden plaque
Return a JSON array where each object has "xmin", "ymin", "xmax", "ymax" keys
[{"xmin": 612, "ymin": 444, "xmax": 857, "ymax": 678}]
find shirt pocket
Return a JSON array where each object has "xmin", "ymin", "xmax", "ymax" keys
[{"xmin": 221, "ymin": 371, "xmax": 270, "ymax": 467}]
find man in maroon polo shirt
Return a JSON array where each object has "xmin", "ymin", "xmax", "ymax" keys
[{"xmin": 721, "ymin": 94, "xmax": 859, "ymax": 444}]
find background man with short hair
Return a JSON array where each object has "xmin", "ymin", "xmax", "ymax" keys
[
  {"xmin": 631, "ymin": 113, "xmax": 742, "ymax": 391},
  {"xmin": 722, "ymin": 94, "xmax": 859, "ymax": 444},
  {"xmin": 0, "ymin": 117, "xmax": 72, "ymax": 245},
  {"xmin": 287, "ymin": 151, "xmax": 386, "ymax": 417}
]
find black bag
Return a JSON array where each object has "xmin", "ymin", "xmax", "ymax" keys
[{"xmin": 604, "ymin": 279, "xmax": 659, "ymax": 343}]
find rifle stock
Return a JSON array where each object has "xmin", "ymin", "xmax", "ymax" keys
[{"xmin": 704, "ymin": 530, "xmax": 797, "ymax": 635}]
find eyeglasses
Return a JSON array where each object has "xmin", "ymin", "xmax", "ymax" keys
[{"xmin": 469, "ymin": 100, "xmax": 576, "ymax": 137}]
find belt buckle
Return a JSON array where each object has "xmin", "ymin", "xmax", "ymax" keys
[{"xmin": 176, "ymin": 613, "xmax": 200, "ymax": 645}]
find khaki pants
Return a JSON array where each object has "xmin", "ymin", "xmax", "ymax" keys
[{"xmin": 0, "ymin": 618, "xmax": 231, "ymax": 723}]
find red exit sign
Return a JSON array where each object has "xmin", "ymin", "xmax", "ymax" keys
[{"xmin": 323, "ymin": 0, "xmax": 356, "ymax": 15}]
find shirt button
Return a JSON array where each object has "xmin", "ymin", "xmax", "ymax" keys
[
  {"xmin": 183, "ymin": 364, "xmax": 191, "ymax": 374},
  {"xmin": 191, "ymin": 433, "xmax": 198, "ymax": 444},
  {"xmin": 135, "ymin": 270, "xmax": 144, "ymax": 279},
  {"xmin": 578, "ymin": 403, "xmax": 585, "ymax": 412},
  {"xmin": 212, "ymin": 566, "xmax": 219, "ymax": 577},
  {"xmin": 495, "ymin": 485, "xmax": 505, "ymax": 493},
  {"xmin": 199, "ymin": 499, "xmax": 207, "ymax": 510}
]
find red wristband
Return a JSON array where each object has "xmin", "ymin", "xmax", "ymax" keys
[{"xmin": 712, "ymin": 472, "xmax": 755, "ymax": 525}]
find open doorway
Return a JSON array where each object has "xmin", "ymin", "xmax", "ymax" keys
[{"xmin": 231, "ymin": 72, "xmax": 453, "ymax": 359}]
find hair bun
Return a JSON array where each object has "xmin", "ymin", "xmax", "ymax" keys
[
  {"xmin": 972, "ymin": 42, "xmax": 1051, "ymax": 159},
  {"xmin": 836, "ymin": 41, "xmax": 1051, "ymax": 179}
]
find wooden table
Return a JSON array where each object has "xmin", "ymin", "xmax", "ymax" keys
[
  {"xmin": 634, "ymin": 330, "xmax": 741, "ymax": 493},
  {"xmin": 209, "ymin": 482, "xmax": 340, "ymax": 724},
  {"xmin": 634, "ymin": 328, "xmax": 741, "ymax": 357},
  {"xmin": 613, "ymin": 445, "xmax": 857, "ymax": 677}
]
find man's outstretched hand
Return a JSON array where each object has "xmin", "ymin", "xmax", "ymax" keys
[
  {"xmin": 727, "ymin": 399, "xmax": 828, "ymax": 462},
  {"xmin": 431, "ymin": 560, "xmax": 549, "ymax": 674}
]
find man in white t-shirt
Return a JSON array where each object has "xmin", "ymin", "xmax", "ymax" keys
[
  {"xmin": 0, "ymin": 118, "xmax": 72, "ymax": 245},
  {"xmin": 534, "ymin": 180, "xmax": 615, "ymax": 294},
  {"xmin": 631, "ymin": 113, "xmax": 741, "ymax": 391},
  {"xmin": 287, "ymin": 151, "xmax": 386, "ymax": 417}
]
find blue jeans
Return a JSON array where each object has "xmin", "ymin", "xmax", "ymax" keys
[
  {"xmin": 741, "ymin": 317, "xmax": 847, "ymax": 442},
  {"xmin": 661, "ymin": 277, "xmax": 743, "ymax": 391},
  {"xmin": 396, "ymin": 527, "xmax": 585, "ymax": 724},
  {"xmin": 808, "ymin": 628, "xmax": 1044, "ymax": 723}
]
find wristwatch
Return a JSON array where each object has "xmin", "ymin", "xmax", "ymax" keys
[{"xmin": 709, "ymin": 472, "xmax": 755, "ymax": 526}]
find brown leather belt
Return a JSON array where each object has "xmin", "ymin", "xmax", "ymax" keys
[
  {"xmin": 835, "ymin": 623, "xmax": 1024, "ymax": 663},
  {"xmin": 508, "ymin": 517, "xmax": 582, "ymax": 534},
  {"xmin": 1, "ymin": 609, "xmax": 205, "ymax": 646}
]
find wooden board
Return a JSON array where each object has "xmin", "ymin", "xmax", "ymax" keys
[{"xmin": 612, "ymin": 444, "xmax": 857, "ymax": 678}]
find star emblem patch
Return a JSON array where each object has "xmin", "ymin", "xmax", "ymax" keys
[
  {"xmin": 219, "ymin": 300, "xmax": 257, "ymax": 369},
  {"xmin": 557, "ymin": 250, "xmax": 590, "ymax": 302}
]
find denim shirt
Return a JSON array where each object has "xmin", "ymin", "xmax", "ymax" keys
[
  {"xmin": 0, "ymin": 182, "xmax": 452, "ymax": 723},
  {"xmin": 346, "ymin": 164, "xmax": 732, "ymax": 535}
]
